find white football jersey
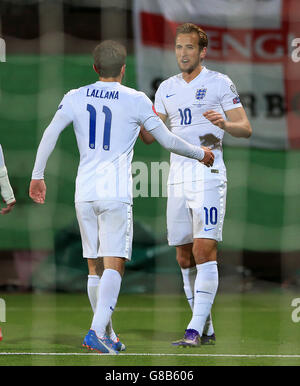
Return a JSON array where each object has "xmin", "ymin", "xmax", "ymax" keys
[
  {"xmin": 0, "ymin": 144, "xmax": 5, "ymax": 168},
  {"xmin": 33, "ymin": 81, "xmax": 161, "ymax": 203},
  {"xmin": 155, "ymin": 67, "xmax": 242, "ymax": 184}
]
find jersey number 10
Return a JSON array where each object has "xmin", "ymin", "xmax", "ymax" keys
[
  {"xmin": 204, "ymin": 206, "xmax": 218, "ymax": 225},
  {"xmin": 87, "ymin": 104, "xmax": 112, "ymax": 150},
  {"xmin": 178, "ymin": 108, "xmax": 192, "ymax": 125}
]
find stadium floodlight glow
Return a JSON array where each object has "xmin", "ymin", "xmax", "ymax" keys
[
  {"xmin": 0, "ymin": 38, "xmax": 6, "ymax": 62},
  {"xmin": 0, "ymin": 298, "xmax": 6, "ymax": 322}
]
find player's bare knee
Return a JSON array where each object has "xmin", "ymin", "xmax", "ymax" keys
[
  {"xmin": 104, "ymin": 256, "xmax": 126, "ymax": 277},
  {"xmin": 192, "ymin": 255, "xmax": 213, "ymax": 265},
  {"xmin": 87, "ymin": 258, "xmax": 98, "ymax": 275},
  {"xmin": 176, "ymin": 254, "xmax": 193, "ymax": 269},
  {"xmin": 175, "ymin": 244, "xmax": 193, "ymax": 267},
  {"xmin": 192, "ymin": 243, "xmax": 217, "ymax": 264},
  {"xmin": 95, "ymin": 257, "xmax": 104, "ymax": 276}
]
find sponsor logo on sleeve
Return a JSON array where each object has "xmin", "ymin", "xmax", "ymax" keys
[{"xmin": 230, "ymin": 83, "xmax": 239, "ymax": 95}]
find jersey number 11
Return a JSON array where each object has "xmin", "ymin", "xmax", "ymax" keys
[{"xmin": 87, "ymin": 104, "xmax": 112, "ymax": 150}]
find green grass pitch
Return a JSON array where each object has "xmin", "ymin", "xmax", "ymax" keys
[{"xmin": 0, "ymin": 292, "xmax": 300, "ymax": 366}]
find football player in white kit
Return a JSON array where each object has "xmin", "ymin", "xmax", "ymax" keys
[
  {"xmin": 0, "ymin": 144, "xmax": 16, "ymax": 340},
  {"xmin": 140, "ymin": 23, "xmax": 252, "ymax": 347},
  {"xmin": 0, "ymin": 144, "xmax": 16, "ymax": 214},
  {"xmin": 29, "ymin": 40, "xmax": 214, "ymax": 354}
]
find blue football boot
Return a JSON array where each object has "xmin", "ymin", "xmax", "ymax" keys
[
  {"xmin": 110, "ymin": 335, "xmax": 126, "ymax": 352},
  {"xmin": 82, "ymin": 329, "xmax": 119, "ymax": 354}
]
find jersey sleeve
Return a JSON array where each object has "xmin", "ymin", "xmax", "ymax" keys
[
  {"xmin": 219, "ymin": 76, "xmax": 243, "ymax": 112},
  {"xmin": 56, "ymin": 91, "xmax": 74, "ymax": 120},
  {"xmin": 136, "ymin": 92, "xmax": 162, "ymax": 132},
  {"xmin": 154, "ymin": 83, "xmax": 167, "ymax": 115},
  {"xmin": 150, "ymin": 123, "xmax": 204, "ymax": 161},
  {"xmin": 0, "ymin": 144, "xmax": 5, "ymax": 168},
  {"xmin": 0, "ymin": 144, "xmax": 15, "ymax": 204},
  {"xmin": 31, "ymin": 95, "xmax": 73, "ymax": 179}
]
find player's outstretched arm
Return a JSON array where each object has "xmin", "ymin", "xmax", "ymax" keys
[
  {"xmin": 139, "ymin": 112, "xmax": 167, "ymax": 145},
  {"xmin": 0, "ymin": 145, "xmax": 16, "ymax": 215},
  {"xmin": 148, "ymin": 122, "xmax": 214, "ymax": 167},
  {"xmin": 203, "ymin": 107, "xmax": 252, "ymax": 138},
  {"xmin": 30, "ymin": 107, "xmax": 72, "ymax": 205},
  {"xmin": 138, "ymin": 94, "xmax": 213, "ymax": 165},
  {"xmin": 29, "ymin": 179, "xmax": 46, "ymax": 204}
]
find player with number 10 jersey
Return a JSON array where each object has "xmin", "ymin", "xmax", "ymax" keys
[
  {"xmin": 140, "ymin": 23, "xmax": 252, "ymax": 346},
  {"xmin": 155, "ymin": 66, "xmax": 243, "ymax": 244},
  {"xmin": 155, "ymin": 67, "xmax": 242, "ymax": 186}
]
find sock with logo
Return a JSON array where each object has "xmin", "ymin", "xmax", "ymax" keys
[
  {"xmin": 181, "ymin": 266, "xmax": 215, "ymax": 335},
  {"xmin": 87, "ymin": 274, "xmax": 118, "ymax": 340},
  {"xmin": 187, "ymin": 261, "xmax": 218, "ymax": 336},
  {"xmin": 91, "ymin": 268, "xmax": 122, "ymax": 339}
]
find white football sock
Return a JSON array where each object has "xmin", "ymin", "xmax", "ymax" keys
[
  {"xmin": 181, "ymin": 266, "xmax": 197, "ymax": 310},
  {"xmin": 187, "ymin": 261, "xmax": 218, "ymax": 336},
  {"xmin": 87, "ymin": 275, "xmax": 99, "ymax": 312},
  {"xmin": 181, "ymin": 266, "xmax": 215, "ymax": 335},
  {"xmin": 106, "ymin": 319, "xmax": 118, "ymax": 341},
  {"xmin": 87, "ymin": 274, "xmax": 118, "ymax": 341},
  {"xmin": 203, "ymin": 313, "xmax": 215, "ymax": 336},
  {"xmin": 91, "ymin": 268, "xmax": 122, "ymax": 338}
]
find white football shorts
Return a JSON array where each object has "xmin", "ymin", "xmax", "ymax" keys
[
  {"xmin": 75, "ymin": 200, "xmax": 133, "ymax": 260},
  {"xmin": 167, "ymin": 179, "xmax": 227, "ymax": 246}
]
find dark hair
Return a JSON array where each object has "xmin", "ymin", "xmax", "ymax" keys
[
  {"xmin": 93, "ymin": 40, "xmax": 127, "ymax": 78},
  {"xmin": 175, "ymin": 23, "xmax": 208, "ymax": 49}
]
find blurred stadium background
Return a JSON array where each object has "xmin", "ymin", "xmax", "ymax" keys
[{"xmin": 0, "ymin": 0, "xmax": 300, "ymax": 296}]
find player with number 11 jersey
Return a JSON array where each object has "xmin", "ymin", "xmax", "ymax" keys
[{"xmin": 30, "ymin": 40, "xmax": 214, "ymax": 354}]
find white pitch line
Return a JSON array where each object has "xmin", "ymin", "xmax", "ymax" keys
[{"xmin": 0, "ymin": 353, "xmax": 300, "ymax": 358}]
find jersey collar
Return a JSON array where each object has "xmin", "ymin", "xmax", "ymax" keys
[
  {"xmin": 180, "ymin": 66, "xmax": 207, "ymax": 85},
  {"xmin": 94, "ymin": 81, "xmax": 119, "ymax": 87}
]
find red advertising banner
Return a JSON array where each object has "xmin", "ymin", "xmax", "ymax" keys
[{"xmin": 134, "ymin": 0, "xmax": 300, "ymax": 149}]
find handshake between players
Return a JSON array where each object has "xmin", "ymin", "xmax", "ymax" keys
[{"xmin": 200, "ymin": 146, "xmax": 214, "ymax": 168}]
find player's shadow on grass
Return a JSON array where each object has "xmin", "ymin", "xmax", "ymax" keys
[
  {"xmin": 53, "ymin": 334, "xmax": 83, "ymax": 347},
  {"xmin": 2, "ymin": 334, "xmax": 80, "ymax": 349},
  {"xmin": 126, "ymin": 328, "xmax": 176, "ymax": 341}
]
